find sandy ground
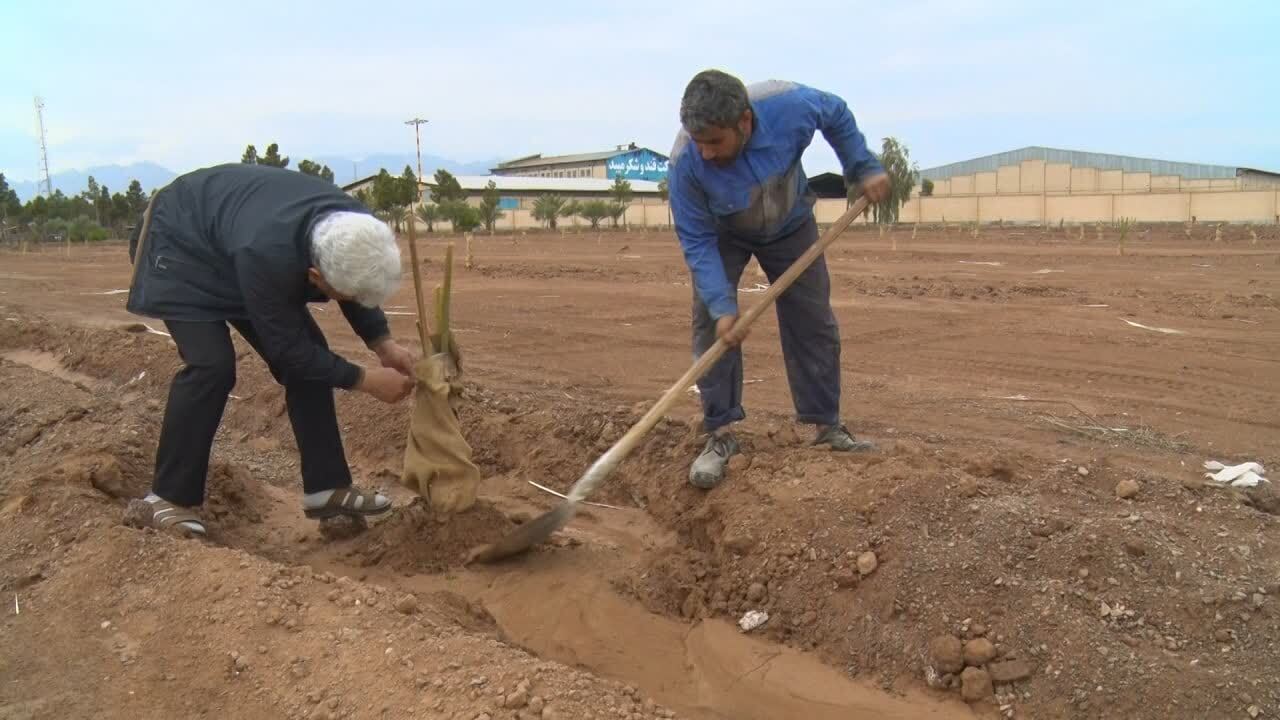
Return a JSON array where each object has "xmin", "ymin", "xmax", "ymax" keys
[{"xmin": 1, "ymin": 221, "xmax": 1278, "ymax": 719}]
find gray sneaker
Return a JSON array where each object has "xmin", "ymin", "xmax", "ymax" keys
[
  {"xmin": 689, "ymin": 432, "xmax": 740, "ymax": 489},
  {"xmin": 813, "ymin": 424, "xmax": 877, "ymax": 452}
]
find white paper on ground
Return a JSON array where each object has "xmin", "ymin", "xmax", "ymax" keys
[
  {"xmin": 1122, "ymin": 318, "xmax": 1185, "ymax": 335},
  {"xmin": 738, "ymin": 610, "xmax": 769, "ymax": 632},
  {"xmin": 1204, "ymin": 460, "xmax": 1267, "ymax": 483},
  {"xmin": 1203, "ymin": 460, "xmax": 1269, "ymax": 487}
]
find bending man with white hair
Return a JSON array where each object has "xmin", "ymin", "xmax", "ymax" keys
[{"xmin": 126, "ymin": 163, "xmax": 415, "ymax": 536}]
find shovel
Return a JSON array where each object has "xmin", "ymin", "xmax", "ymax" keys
[{"xmin": 468, "ymin": 196, "xmax": 871, "ymax": 563}]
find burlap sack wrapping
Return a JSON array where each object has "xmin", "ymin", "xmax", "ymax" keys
[{"xmin": 399, "ymin": 344, "xmax": 480, "ymax": 513}]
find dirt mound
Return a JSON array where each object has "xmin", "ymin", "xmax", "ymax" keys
[
  {"xmin": 5, "ymin": 228, "xmax": 1280, "ymax": 719},
  {"xmin": 0, "ymin": 337, "xmax": 677, "ymax": 719},
  {"xmin": 837, "ymin": 275, "xmax": 1080, "ymax": 304},
  {"xmin": 1, "ymin": 497, "xmax": 664, "ymax": 720},
  {"xmin": 204, "ymin": 460, "xmax": 270, "ymax": 530},
  {"xmin": 342, "ymin": 497, "xmax": 514, "ymax": 572},
  {"xmin": 476, "ymin": 262, "xmax": 665, "ymax": 284}
]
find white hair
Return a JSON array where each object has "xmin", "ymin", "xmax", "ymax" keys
[{"xmin": 310, "ymin": 211, "xmax": 401, "ymax": 308}]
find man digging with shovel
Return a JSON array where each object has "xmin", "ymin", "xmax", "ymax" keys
[
  {"xmin": 125, "ymin": 163, "xmax": 416, "ymax": 537},
  {"xmin": 670, "ymin": 70, "xmax": 892, "ymax": 489},
  {"xmin": 467, "ymin": 76, "xmax": 886, "ymax": 563}
]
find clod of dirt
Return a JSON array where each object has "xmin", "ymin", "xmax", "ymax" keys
[
  {"xmin": 317, "ymin": 515, "xmax": 368, "ymax": 541},
  {"xmin": 960, "ymin": 667, "xmax": 993, "ymax": 702},
  {"xmin": 81, "ymin": 457, "xmax": 132, "ymax": 498},
  {"xmin": 772, "ymin": 424, "xmax": 802, "ymax": 447},
  {"xmin": 832, "ymin": 568, "xmax": 859, "ymax": 588},
  {"xmin": 721, "ymin": 526, "xmax": 757, "ymax": 555},
  {"xmin": 346, "ymin": 498, "xmax": 513, "ymax": 572},
  {"xmin": 930, "ymin": 635, "xmax": 965, "ymax": 674},
  {"xmin": 1122, "ymin": 539, "xmax": 1148, "ymax": 557},
  {"xmin": 1115, "ymin": 479, "xmax": 1140, "ymax": 499},
  {"xmin": 965, "ymin": 455, "xmax": 1017, "ymax": 483},
  {"xmin": 504, "ymin": 689, "xmax": 529, "ymax": 709},
  {"xmin": 727, "ymin": 455, "xmax": 752, "ymax": 474},
  {"xmin": 857, "ymin": 551, "xmax": 879, "ymax": 576},
  {"xmin": 247, "ymin": 436, "xmax": 279, "ymax": 453},
  {"xmin": 203, "ymin": 462, "xmax": 267, "ymax": 527},
  {"xmin": 746, "ymin": 582, "xmax": 766, "ymax": 602},
  {"xmin": 964, "ymin": 638, "xmax": 997, "ymax": 667},
  {"xmin": 988, "ymin": 659, "xmax": 1034, "ymax": 684},
  {"xmin": 1240, "ymin": 483, "xmax": 1280, "ymax": 515},
  {"xmin": 0, "ymin": 494, "xmax": 33, "ymax": 518},
  {"xmin": 393, "ymin": 593, "xmax": 419, "ymax": 615},
  {"xmin": 1031, "ymin": 517, "xmax": 1072, "ymax": 538}
]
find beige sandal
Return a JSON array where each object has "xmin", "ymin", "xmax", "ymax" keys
[
  {"xmin": 303, "ymin": 487, "xmax": 391, "ymax": 520},
  {"xmin": 123, "ymin": 498, "xmax": 207, "ymax": 537}
]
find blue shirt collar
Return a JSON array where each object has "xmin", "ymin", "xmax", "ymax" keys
[{"xmin": 744, "ymin": 102, "xmax": 775, "ymax": 150}]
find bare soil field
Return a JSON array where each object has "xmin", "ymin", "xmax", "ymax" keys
[{"xmin": 2, "ymin": 222, "xmax": 1278, "ymax": 720}]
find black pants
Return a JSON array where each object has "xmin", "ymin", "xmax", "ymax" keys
[
  {"xmin": 692, "ymin": 215, "xmax": 841, "ymax": 432},
  {"xmin": 153, "ymin": 317, "xmax": 352, "ymax": 507}
]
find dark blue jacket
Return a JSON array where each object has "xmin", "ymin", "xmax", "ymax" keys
[{"xmin": 127, "ymin": 163, "xmax": 388, "ymax": 389}]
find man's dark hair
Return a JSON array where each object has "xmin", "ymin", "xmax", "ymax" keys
[{"xmin": 680, "ymin": 70, "xmax": 749, "ymax": 134}]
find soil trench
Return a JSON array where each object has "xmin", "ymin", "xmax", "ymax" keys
[
  {"xmin": 290, "ymin": 488, "xmax": 972, "ymax": 720},
  {"xmin": 413, "ymin": 554, "xmax": 966, "ymax": 720}
]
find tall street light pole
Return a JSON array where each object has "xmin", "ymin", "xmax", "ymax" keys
[{"xmin": 404, "ymin": 117, "xmax": 429, "ymax": 206}]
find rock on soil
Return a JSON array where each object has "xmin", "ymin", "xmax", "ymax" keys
[
  {"xmin": 721, "ymin": 526, "xmax": 757, "ymax": 555},
  {"xmin": 963, "ymin": 638, "xmax": 997, "ymax": 667},
  {"xmin": 988, "ymin": 659, "xmax": 1034, "ymax": 684},
  {"xmin": 393, "ymin": 593, "xmax": 419, "ymax": 615},
  {"xmin": 930, "ymin": 635, "xmax": 965, "ymax": 674},
  {"xmin": 856, "ymin": 551, "xmax": 879, "ymax": 576},
  {"xmin": 1115, "ymin": 478, "xmax": 1140, "ymax": 499},
  {"xmin": 960, "ymin": 667, "xmax": 993, "ymax": 702}
]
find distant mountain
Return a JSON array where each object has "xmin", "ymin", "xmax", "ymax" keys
[
  {"xmin": 6, "ymin": 153, "xmax": 499, "ymax": 201},
  {"xmin": 314, "ymin": 153, "xmax": 499, "ymax": 185},
  {"xmin": 10, "ymin": 162, "xmax": 176, "ymax": 202}
]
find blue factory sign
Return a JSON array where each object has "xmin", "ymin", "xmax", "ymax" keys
[{"xmin": 605, "ymin": 148, "xmax": 669, "ymax": 182}]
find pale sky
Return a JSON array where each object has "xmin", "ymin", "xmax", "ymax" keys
[{"xmin": 2, "ymin": 0, "xmax": 1277, "ymax": 183}]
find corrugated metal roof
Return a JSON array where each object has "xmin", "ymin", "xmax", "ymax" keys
[
  {"xmin": 424, "ymin": 175, "xmax": 662, "ymax": 194},
  {"xmin": 921, "ymin": 146, "xmax": 1242, "ymax": 181},
  {"xmin": 495, "ymin": 150, "xmax": 622, "ymax": 169},
  {"xmin": 340, "ymin": 174, "xmax": 380, "ymax": 192},
  {"xmin": 494, "ymin": 146, "xmax": 669, "ymax": 171}
]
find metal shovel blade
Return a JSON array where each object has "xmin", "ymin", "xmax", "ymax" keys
[{"xmin": 466, "ymin": 502, "xmax": 577, "ymax": 564}]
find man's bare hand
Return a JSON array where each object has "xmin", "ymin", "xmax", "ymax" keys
[
  {"xmin": 715, "ymin": 314, "xmax": 749, "ymax": 347},
  {"xmin": 358, "ymin": 367, "xmax": 414, "ymax": 403},
  {"xmin": 372, "ymin": 338, "xmax": 415, "ymax": 377},
  {"xmin": 860, "ymin": 172, "xmax": 891, "ymax": 203}
]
